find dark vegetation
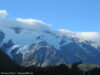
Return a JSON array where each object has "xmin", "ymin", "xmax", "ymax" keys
[
  {"xmin": 0, "ymin": 49, "xmax": 20, "ymax": 71},
  {"xmin": 0, "ymin": 49, "xmax": 100, "ymax": 75}
]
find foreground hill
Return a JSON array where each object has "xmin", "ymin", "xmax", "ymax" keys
[{"xmin": 0, "ymin": 49, "xmax": 20, "ymax": 71}]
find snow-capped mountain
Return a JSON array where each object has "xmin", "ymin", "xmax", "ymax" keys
[
  {"xmin": 0, "ymin": 25, "xmax": 100, "ymax": 67},
  {"xmin": 0, "ymin": 10, "xmax": 100, "ymax": 66}
]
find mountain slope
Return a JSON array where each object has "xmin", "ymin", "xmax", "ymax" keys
[
  {"xmin": 0, "ymin": 26, "xmax": 100, "ymax": 67},
  {"xmin": 0, "ymin": 49, "xmax": 20, "ymax": 71}
]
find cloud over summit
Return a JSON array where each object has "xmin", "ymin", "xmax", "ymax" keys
[
  {"xmin": 0, "ymin": 10, "xmax": 100, "ymax": 48},
  {"xmin": 58, "ymin": 29, "xmax": 100, "ymax": 48},
  {"xmin": 0, "ymin": 10, "xmax": 51, "ymax": 32}
]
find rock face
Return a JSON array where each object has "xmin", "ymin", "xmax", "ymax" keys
[
  {"xmin": 0, "ymin": 26, "xmax": 100, "ymax": 67},
  {"xmin": 22, "ymin": 41, "xmax": 100, "ymax": 67},
  {"xmin": 22, "ymin": 41, "xmax": 67, "ymax": 67}
]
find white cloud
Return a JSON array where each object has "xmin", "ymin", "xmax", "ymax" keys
[
  {"xmin": 76, "ymin": 32, "xmax": 100, "ymax": 48},
  {"xmin": 16, "ymin": 18, "xmax": 45, "ymax": 24},
  {"xmin": 0, "ymin": 10, "xmax": 8, "ymax": 18},
  {"xmin": 0, "ymin": 10, "xmax": 100, "ymax": 48},
  {"xmin": 57, "ymin": 29, "xmax": 75, "ymax": 37},
  {"xmin": 76, "ymin": 32, "xmax": 100, "ymax": 41},
  {"xmin": 15, "ymin": 18, "xmax": 51, "ymax": 31},
  {"xmin": 0, "ymin": 10, "xmax": 51, "ymax": 32},
  {"xmin": 58, "ymin": 29, "xmax": 100, "ymax": 48}
]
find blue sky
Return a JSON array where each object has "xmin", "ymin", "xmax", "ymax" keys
[{"xmin": 0, "ymin": 0, "xmax": 100, "ymax": 32}]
